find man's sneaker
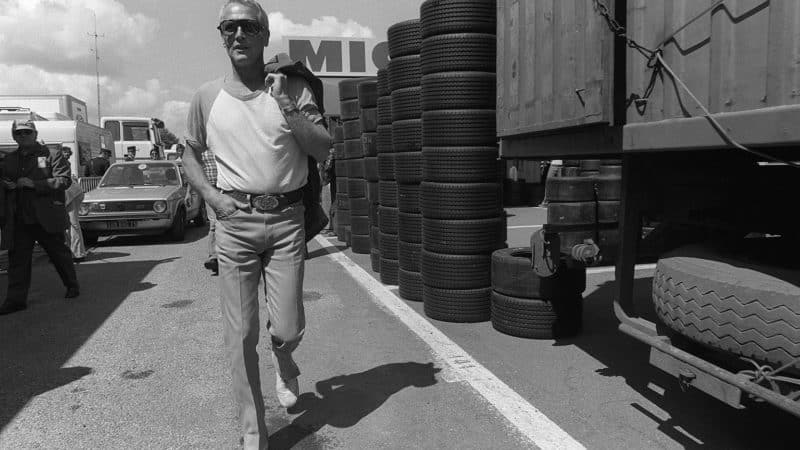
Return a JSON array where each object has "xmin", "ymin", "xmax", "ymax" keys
[
  {"xmin": 275, "ymin": 373, "xmax": 299, "ymax": 408},
  {"xmin": 0, "ymin": 302, "xmax": 26, "ymax": 315},
  {"xmin": 203, "ymin": 258, "xmax": 219, "ymax": 275}
]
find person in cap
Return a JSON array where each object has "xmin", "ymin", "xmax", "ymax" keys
[
  {"xmin": 0, "ymin": 120, "xmax": 80, "ymax": 316},
  {"xmin": 181, "ymin": 1, "xmax": 331, "ymax": 448},
  {"xmin": 87, "ymin": 148, "xmax": 111, "ymax": 177}
]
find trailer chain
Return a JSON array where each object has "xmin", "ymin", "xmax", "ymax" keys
[{"xmin": 592, "ymin": 0, "xmax": 800, "ymax": 168}]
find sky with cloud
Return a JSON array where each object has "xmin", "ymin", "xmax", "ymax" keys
[{"xmin": 0, "ymin": 0, "xmax": 425, "ymax": 139}]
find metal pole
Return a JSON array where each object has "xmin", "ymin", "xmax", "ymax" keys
[{"xmin": 88, "ymin": 11, "xmax": 104, "ymax": 126}]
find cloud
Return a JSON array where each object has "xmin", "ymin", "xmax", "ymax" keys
[
  {"xmin": 0, "ymin": 0, "xmax": 157, "ymax": 77},
  {"xmin": 267, "ymin": 12, "xmax": 374, "ymax": 46},
  {"xmin": 0, "ymin": 64, "xmax": 187, "ymax": 137}
]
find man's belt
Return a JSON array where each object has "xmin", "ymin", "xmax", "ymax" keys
[{"xmin": 224, "ymin": 188, "xmax": 303, "ymax": 212}]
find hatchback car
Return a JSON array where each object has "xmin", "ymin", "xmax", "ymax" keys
[{"xmin": 78, "ymin": 161, "xmax": 204, "ymax": 244}]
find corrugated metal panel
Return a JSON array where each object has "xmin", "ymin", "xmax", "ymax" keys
[
  {"xmin": 626, "ymin": 0, "xmax": 800, "ymax": 124},
  {"xmin": 497, "ymin": 0, "xmax": 616, "ymax": 137}
]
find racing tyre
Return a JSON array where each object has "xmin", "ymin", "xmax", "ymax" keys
[
  {"xmin": 423, "ymin": 217, "xmax": 506, "ymax": 255},
  {"xmin": 420, "ymin": 0, "xmax": 497, "ymax": 38},
  {"xmin": 388, "ymin": 55, "xmax": 422, "ymax": 91},
  {"xmin": 371, "ymin": 249, "xmax": 381, "ymax": 273},
  {"xmin": 339, "ymin": 77, "xmax": 370, "ymax": 100},
  {"xmin": 346, "ymin": 159, "xmax": 364, "ymax": 178},
  {"xmin": 421, "ymin": 250, "xmax": 491, "ymax": 289},
  {"xmin": 547, "ymin": 202, "xmax": 596, "ymax": 227},
  {"xmin": 399, "ymin": 269, "xmax": 423, "ymax": 301},
  {"xmin": 357, "ymin": 79, "xmax": 378, "ymax": 107},
  {"xmin": 378, "ymin": 153, "xmax": 396, "ymax": 180},
  {"xmin": 392, "ymin": 118, "xmax": 422, "ymax": 152},
  {"xmin": 395, "ymin": 151, "xmax": 423, "ymax": 184},
  {"xmin": 360, "ymin": 108, "xmax": 378, "ymax": 133},
  {"xmin": 391, "ymin": 86, "xmax": 422, "ymax": 121},
  {"xmin": 347, "ymin": 178, "xmax": 366, "ymax": 198},
  {"xmin": 344, "ymin": 139, "xmax": 363, "ymax": 159},
  {"xmin": 399, "ymin": 212, "xmax": 422, "ymax": 244},
  {"xmin": 377, "ymin": 68, "xmax": 390, "ymax": 97},
  {"xmin": 378, "ymin": 96, "xmax": 393, "ymax": 125},
  {"xmin": 351, "ymin": 215, "xmax": 371, "ymax": 235},
  {"xmin": 379, "ymin": 232, "xmax": 399, "ymax": 260},
  {"xmin": 422, "ymin": 146, "xmax": 500, "ymax": 183},
  {"xmin": 421, "ymin": 71, "xmax": 496, "ymax": 111},
  {"xmin": 420, "ymin": 182, "xmax": 502, "ymax": 219},
  {"xmin": 545, "ymin": 176, "xmax": 595, "ymax": 202},
  {"xmin": 420, "ymin": 33, "xmax": 495, "ymax": 74},
  {"xmin": 378, "ymin": 206, "xmax": 399, "ymax": 234},
  {"xmin": 421, "ymin": 110, "xmax": 496, "ymax": 147},
  {"xmin": 398, "ymin": 184, "xmax": 421, "ymax": 213},
  {"xmin": 340, "ymin": 99, "xmax": 360, "ymax": 120},
  {"xmin": 379, "ymin": 180, "xmax": 399, "ymax": 207},
  {"xmin": 423, "ymin": 285, "xmax": 491, "ymax": 323},
  {"xmin": 388, "ymin": 19, "xmax": 422, "ymax": 58},
  {"xmin": 377, "ymin": 125, "xmax": 393, "ymax": 153},
  {"xmin": 399, "ymin": 241, "xmax": 422, "ymax": 271},
  {"xmin": 490, "ymin": 248, "xmax": 587, "ymax": 299},
  {"xmin": 380, "ymin": 258, "xmax": 399, "ymax": 285},
  {"xmin": 351, "ymin": 233, "xmax": 371, "ymax": 254},
  {"xmin": 364, "ymin": 157, "xmax": 379, "ymax": 181},
  {"xmin": 343, "ymin": 119, "xmax": 362, "ymax": 140},
  {"xmin": 491, "ymin": 291, "xmax": 583, "ymax": 339}
]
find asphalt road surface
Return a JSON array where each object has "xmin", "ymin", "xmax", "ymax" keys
[{"xmin": 0, "ymin": 218, "xmax": 797, "ymax": 449}]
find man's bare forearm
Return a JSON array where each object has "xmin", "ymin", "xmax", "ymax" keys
[
  {"xmin": 182, "ymin": 141, "xmax": 217, "ymax": 200},
  {"xmin": 283, "ymin": 107, "xmax": 332, "ymax": 162}
]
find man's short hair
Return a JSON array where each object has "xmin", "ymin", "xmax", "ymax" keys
[{"xmin": 218, "ymin": 0, "xmax": 270, "ymax": 32}]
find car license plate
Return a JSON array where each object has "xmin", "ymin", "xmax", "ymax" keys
[{"xmin": 107, "ymin": 220, "xmax": 137, "ymax": 229}]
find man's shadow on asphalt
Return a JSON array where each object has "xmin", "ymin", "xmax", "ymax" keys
[{"xmin": 269, "ymin": 361, "xmax": 440, "ymax": 448}]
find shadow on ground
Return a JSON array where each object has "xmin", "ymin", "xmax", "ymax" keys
[
  {"xmin": 553, "ymin": 277, "xmax": 797, "ymax": 449},
  {"xmin": 95, "ymin": 225, "xmax": 207, "ymax": 247},
  {"xmin": 305, "ymin": 244, "xmax": 347, "ymax": 261},
  {"xmin": 268, "ymin": 362, "xmax": 440, "ymax": 449},
  {"xmin": 0, "ymin": 256, "xmax": 179, "ymax": 431}
]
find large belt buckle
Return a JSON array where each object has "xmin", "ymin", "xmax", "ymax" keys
[{"xmin": 253, "ymin": 194, "xmax": 279, "ymax": 212}]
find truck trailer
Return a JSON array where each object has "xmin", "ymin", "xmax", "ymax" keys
[{"xmin": 497, "ymin": 0, "xmax": 800, "ymax": 417}]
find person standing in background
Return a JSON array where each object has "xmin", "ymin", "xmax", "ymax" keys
[
  {"xmin": 0, "ymin": 120, "xmax": 80, "ymax": 316},
  {"xmin": 201, "ymin": 148, "xmax": 219, "ymax": 275},
  {"xmin": 61, "ymin": 146, "xmax": 88, "ymax": 261}
]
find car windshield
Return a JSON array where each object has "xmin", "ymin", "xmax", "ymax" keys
[{"xmin": 100, "ymin": 163, "xmax": 180, "ymax": 187}]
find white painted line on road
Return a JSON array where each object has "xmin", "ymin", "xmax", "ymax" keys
[
  {"xmin": 314, "ymin": 236, "xmax": 586, "ymax": 450},
  {"xmin": 507, "ymin": 225, "xmax": 543, "ymax": 230},
  {"xmin": 586, "ymin": 263, "xmax": 656, "ymax": 275}
]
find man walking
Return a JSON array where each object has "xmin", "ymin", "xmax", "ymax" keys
[
  {"xmin": 0, "ymin": 120, "xmax": 80, "ymax": 316},
  {"xmin": 181, "ymin": 1, "xmax": 331, "ymax": 448}
]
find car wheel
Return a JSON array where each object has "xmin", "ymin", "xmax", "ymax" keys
[
  {"xmin": 83, "ymin": 231, "xmax": 99, "ymax": 247},
  {"xmin": 169, "ymin": 208, "xmax": 186, "ymax": 241},
  {"xmin": 194, "ymin": 203, "xmax": 206, "ymax": 227}
]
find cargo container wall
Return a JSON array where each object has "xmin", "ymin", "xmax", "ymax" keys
[
  {"xmin": 625, "ymin": 0, "xmax": 800, "ymax": 150},
  {"xmin": 497, "ymin": 0, "xmax": 618, "ymax": 138}
]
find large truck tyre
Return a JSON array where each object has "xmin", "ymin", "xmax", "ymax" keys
[
  {"xmin": 653, "ymin": 242, "xmax": 800, "ymax": 369},
  {"xmin": 387, "ymin": 19, "xmax": 422, "ymax": 59},
  {"xmin": 420, "ymin": 0, "xmax": 497, "ymax": 38}
]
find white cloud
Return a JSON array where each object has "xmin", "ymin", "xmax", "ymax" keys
[
  {"xmin": 267, "ymin": 12, "xmax": 374, "ymax": 45},
  {"xmin": 0, "ymin": 64, "xmax": 187, "ymax": 136},
  {"xmin": 0, "ymin": 0, "xmax": 157, "ymax": 76}
]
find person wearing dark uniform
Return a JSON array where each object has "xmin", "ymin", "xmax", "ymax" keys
[
  {"xmin": 0, "ymin": 120, "xmax": 80, "ymax": 316},
  {"xmin": 87, "ymin": 149, "xmax": 111, "ymax": 177}
]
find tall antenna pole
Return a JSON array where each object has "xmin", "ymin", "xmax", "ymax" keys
[{"xmin": 88, "ymin": 10, "xmax": 104, "ymax": 126}]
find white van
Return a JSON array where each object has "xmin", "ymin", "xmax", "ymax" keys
[
  {"xmin": 100, "ymin": 116, "xmax": 165, "ymax": 161},
  {"xmin": 0, "ymin": 119, "xmax": 114, "ymax": 177}
]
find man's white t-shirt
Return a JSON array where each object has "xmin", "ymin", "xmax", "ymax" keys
[{"xmin": 185, "ymin": 76, "xmax": 323, "ymax": 194}]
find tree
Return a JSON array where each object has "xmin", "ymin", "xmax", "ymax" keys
[{"xmin": 159, "ymin": 128, "xmax": 179, "ymax": 147}]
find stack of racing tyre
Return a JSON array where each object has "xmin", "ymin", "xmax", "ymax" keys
[
  {"xmin": 329, "ymin": 121, "xmax": 344, "ymax": 238},
  {"xmin": 345, "ymin": 78, "xmax": 377, "ymax": 254},
  {"xmin": 332, "ymin": 114, "xmax": 349, "ymax": 242},
  {"xmin": 490, "ymin": 248, "xmax": 585, "ymax": 338},
  {"xmin": 339, "ymin": 79, "xmax": 372, "ymax": 246},
  {"xmin": 595, "ymin": 160, "xmax": 622, "ymax": 263},
  {"xmin": 388, "ymin": 19, "xmax": 425, "ymax": 301},
  {"xmin": 382, "ymin": 19, "xmax": 422, "ymax": 286},
  {"xmin": 370, "ymin": 69, "xmax": 391, "ymax": 272},
  {"xmin": 419, "ymin": 0, "xmax": 505, "ymax": 322}
]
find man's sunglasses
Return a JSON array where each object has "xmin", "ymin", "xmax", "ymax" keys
[
  {"xmin": 13, "ymin": 130, "xmax": 33, "ymax": 136},
  {"xmin": 217, "ymin": 20, "xmax": 262, "ymax": 37}
]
